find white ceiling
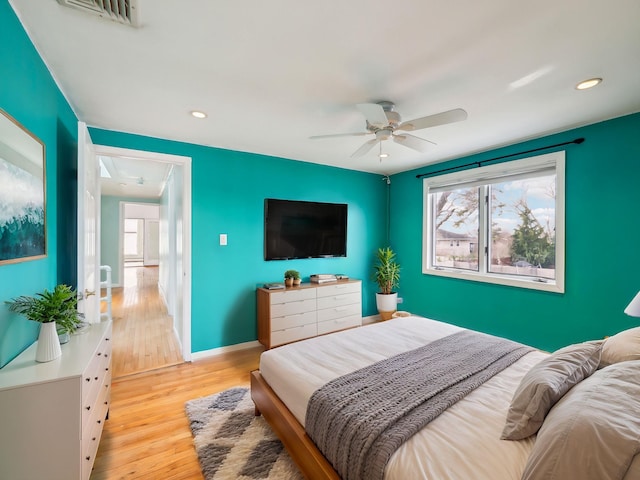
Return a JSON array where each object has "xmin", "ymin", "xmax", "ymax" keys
[
  {"xmin": 99, "ymin": 155, "xmax": 172, "ymax": 198},
  {"xmin": 9, "ymin": 0, "xmax": 640, "ymax": 182}
]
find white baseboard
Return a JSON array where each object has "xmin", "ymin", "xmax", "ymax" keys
[
  {"xmin": 190, "ymin": 340, "xmax": 263, "ymax": 361},
  {"xmin": 362, "ymin": 314, "xmax": 381, "ymax": 325},
  {"xmin": 190, "ymin": 317, "xmax": 384, "ymax": 361}
]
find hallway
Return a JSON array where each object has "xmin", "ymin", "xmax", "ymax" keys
[{"xmin": 105, "ymin": 265, "xmax": 183, "ymax": 377}]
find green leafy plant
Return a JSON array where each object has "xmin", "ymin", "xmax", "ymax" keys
[
  {"xmin": 5, "ymin": 284, "xmax": 85, "ymax": 335},
  {"xmin": 373, "ymin": 247, "xmax": 400, "ymax": 295},
  {"xmin": 284, "ymin": 269, "xmax": 300, "ymax": 280}
]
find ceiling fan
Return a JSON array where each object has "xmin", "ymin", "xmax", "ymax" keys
[{"xmin": 310, "ymin": 101, "xmax": 467, "ymax": 158}]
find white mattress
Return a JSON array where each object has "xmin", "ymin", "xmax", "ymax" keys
[{"xmin": 259, "ymin": 316, "xmax": 547, "ymax": 480}]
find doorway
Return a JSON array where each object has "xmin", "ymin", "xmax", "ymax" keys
[{"xmin": 95, "ymin": 145, "xmax": 192, "ymax": 376}]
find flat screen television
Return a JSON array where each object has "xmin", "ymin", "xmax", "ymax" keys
[{"xmin": 264, "ymin": 199, "xmax": 347, "ymax": 260}]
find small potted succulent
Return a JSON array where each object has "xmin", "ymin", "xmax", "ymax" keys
[
  {"xmin": 284, "ymin": 269, "xmax": 301, "ymax": 287},
  {"xmin": 5, "ymin": 284, "xmax": 85, "ymax": 362}
]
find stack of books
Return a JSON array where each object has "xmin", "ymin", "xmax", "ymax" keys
[{"xmin": 310, "ymin": 274, "xmax": 337, "ymax": 284}]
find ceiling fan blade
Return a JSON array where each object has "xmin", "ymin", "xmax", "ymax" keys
[
  {"xmin": 393, "ymin": 133, "xmax": 436, "ymax": 153},
  {"xmin": 351, "ymin": 138, "xmax": 380, "ymax": 158},
  {"xmin": 309, "ymin": 132, "xmax": 370, "ymax": 139},
  {"xmin": 356, "ymin": 103, "xmax": 389, "ymax": 128},
  {"xmin": 397, "ymin": 108, "xmax": 468, "ymax": 131}
]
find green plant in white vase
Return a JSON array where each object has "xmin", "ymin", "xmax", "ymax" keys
[
  {"xmin": 372, "ymin": 247, "xmax": 400, "ymax": 320},
  {"xmin": 5, "ymin": 284, "xmax": 85, "ymax": 362}
]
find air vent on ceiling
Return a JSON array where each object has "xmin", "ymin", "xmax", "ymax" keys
[{"xmin": 56, "ymin": 0, "xmax": 139, "ymax": 27}]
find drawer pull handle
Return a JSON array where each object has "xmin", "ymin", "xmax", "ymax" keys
[
  {"xmin": 105, "ymin": 338, "xmax": 110, "ymax": 341},
  {"xmin": 86, "ymin": 406, "xmax": 91, "ymax": 411},
  {"xmin": 94, "ymin": 376, "xmax": 99, "ymax": 380},
  {"xmin": 97, "ymin": 352, "xmax": 102, "ymax": 356},
  {"xmin": 92, "ymin": 437, "xmax": 97, "ymax": 441},
  {"xmin": 335, "ymin": 307, "xmax": 348, "ymax": 312},
  {"xmin": 97, "ymin": 420, "xmax": 102, "ymax": 424},
  {"xmin": 86, "ymin": 456, "xmax": 91, "ymax": 461}
]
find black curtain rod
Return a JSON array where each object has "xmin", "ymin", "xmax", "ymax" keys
[{"xmin": 415, "ymin": 137, "xmax": 585, "ymax": 179}]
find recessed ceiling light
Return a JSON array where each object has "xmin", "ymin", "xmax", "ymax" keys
[
  {"xmin": 379, "ymin": 153, "xmax": 389, "ymax": 159},
  {"xmin": 190, "ymin": 110, "xmax": 207, "ymax": 119},
  {"xmin": 576, "ymin": 78, "xmax": 602, "ymax": 90}
]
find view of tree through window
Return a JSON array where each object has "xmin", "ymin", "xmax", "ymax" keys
[
  {"xmin": 424, "ymin": 151, "xmax": 564, "ymax": 292},
  {"xmin": 433, "ymin": 187, "xmax": 479, "ymax": 271},
  {"xmin": 489, "ymin": 174, "xmax": 556, "ymax": 280}
]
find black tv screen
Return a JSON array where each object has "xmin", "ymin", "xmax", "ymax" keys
[{"xmin": 264, "ymin": 199, "xmax": 347, "ymax": 260}]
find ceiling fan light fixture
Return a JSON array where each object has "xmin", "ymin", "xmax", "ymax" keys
[
  {"xmin": 190, "ymin": 110, "xmax": 207, "ymax": 119},
  {"xmin": 378, "ymin": 142, "xmax": 389, "ymax": 159},
  {"xmin": 576, "ymin": 78, "xmax": 602, "ymax": 90}
]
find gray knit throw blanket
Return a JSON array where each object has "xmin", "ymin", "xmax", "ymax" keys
[{"xmin": 305, "ymin": 329, "xmax": 533, "ymax": 480}]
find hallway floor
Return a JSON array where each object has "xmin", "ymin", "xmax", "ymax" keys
[{"xmin": 103, "ymin": 266, "xmax": 183, "ymax": 378}]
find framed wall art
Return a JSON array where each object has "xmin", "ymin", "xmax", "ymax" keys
[{"xmin": 0, "ymin": 108, "xmax": 46, "ymax": 265}]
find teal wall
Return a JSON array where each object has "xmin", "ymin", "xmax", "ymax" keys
[
  {"xmin": 88, "ymin": 128, "xmax": 387, "ymax": 352},
  {"xmin": 0, "ymin": 1, "xmax": 78, "ymax": 367},
  {"xmin": 100, "ymin": 195, "xmax": 160, "ymax": 286},
  {"xmin": 390, "ymin": 113, "xmax": 640, "ymax": 351}
]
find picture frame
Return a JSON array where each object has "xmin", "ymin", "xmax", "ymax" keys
[{"xmin": 0, "ymin": 108, "xmax": 46, "ymax": 265}]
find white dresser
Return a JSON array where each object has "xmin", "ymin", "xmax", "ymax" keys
[
  {"xmin": 0, "ymin": 321, "xmax": 112, "ymax": 480},
  {"xmin": 257, "ymin": 280, "xmax": 362, "ymax": 348}
]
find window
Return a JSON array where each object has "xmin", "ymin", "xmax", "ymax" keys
[
  {"xmin": 124, "ymin": 218, "xmax": 144, "ymax": 259},
  {"xmin": 423, "ymin": 151, "xmax": 565, "ymax": 292}
]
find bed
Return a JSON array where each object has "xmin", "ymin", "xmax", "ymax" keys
[{"xmin": 251, "ymin": 316, "xmax": 640, "ymax": 480}]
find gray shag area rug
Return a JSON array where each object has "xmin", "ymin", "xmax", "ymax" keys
[{"xmin": 185, "ymin": 387, "xmax": 303, "ymax": 480}]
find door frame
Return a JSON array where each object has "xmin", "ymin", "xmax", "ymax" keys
[{"xmin": 94, "ymin": 145, "xmax": 193, "ymax": 362}]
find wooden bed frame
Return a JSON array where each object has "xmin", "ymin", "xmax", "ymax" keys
[{"xmin": 250, "ymin": 370, "xmax": 340, "ymax": 480}]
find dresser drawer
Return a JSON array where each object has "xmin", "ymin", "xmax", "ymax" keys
[
  {"xmin": 82, "ymin": 336, "xmax": 111, "ymax": 402},
  {"xmin": 270, "ymin": 288, "xmax": 316, "ymax": 304},
  {"xmin": 271, "ymin": 298, "xmax": 316, "ymax": 317},
  {"xmin": 82, "ymin": 369, "xmax": 111, "ymax": 439},
  {"xmin": 317, "ymin": 302, "xmax": 361, "ymax": 322},
  {"xmin": 271, "ymin": 323, "xmax": 317, "ymax": 347},
  {"xmin": 316, "ymin": 281, "xmax": 361, "ymax": 298},
  {"xmin": 317, "ymin": 292, "xmax": 360, "ymax": 310},
  {"xmin": 317, "ymin": 315, "xmax": 362, "ymax": 335},
  {"xmin": 271, "ymin": 311, "xmax": 317, "ymax": 331}
]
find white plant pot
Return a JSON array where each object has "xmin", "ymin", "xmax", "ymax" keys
[
  {"xmin": 376, "ymin": 292, "xmax": 398, "ymax": 321},
  {"xmin": 35, "ymin": 321, "xmax": 62, "ymax": 363}
]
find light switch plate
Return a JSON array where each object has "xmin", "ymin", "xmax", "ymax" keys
[{"xmin": 220, "ymin": 234, "xmax": 227, "ymax": 246}]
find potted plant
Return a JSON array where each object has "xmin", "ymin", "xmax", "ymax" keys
[
  {"xmin": 284, "ymin": 269, "xmax": 301, "ymax": 287},
  {"xmin": 373, "ymin": 247, "xmax": 400, "ymax": 320},
  {"xmin": 5, "ymin": 284, "xmax": 85, "ymax": 362}
]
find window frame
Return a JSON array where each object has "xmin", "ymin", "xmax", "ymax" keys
[{"xmin": 422, "ymin": 151, "xmax": 565, "ymax": 293}]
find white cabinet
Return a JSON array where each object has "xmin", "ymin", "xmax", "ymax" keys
[
  {"xmin": 0, "ymin": 321, "xmax": 112, "ymax": 480},
  {"xmin": 257, "ymin": 280, "xmax": 362, "ymax": 348}
]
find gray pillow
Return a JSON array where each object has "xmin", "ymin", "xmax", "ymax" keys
[
  {"xmin": 522, "ymin": 361, "xmax": 640, "ymax": 480},
  {"xmin": 501, "ymin": 340, "xmax": 602, "ymax": 440}
]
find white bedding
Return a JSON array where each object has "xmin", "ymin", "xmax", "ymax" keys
[{"xmin": 259, "ymin": 316, "xmax": 548, "ymax": 480}]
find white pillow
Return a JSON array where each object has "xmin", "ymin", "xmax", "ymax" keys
[{"xmin": 601, "ymin": 326, "xmax": 640, "ymax": 367}]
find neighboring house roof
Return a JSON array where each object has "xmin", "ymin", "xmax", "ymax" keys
[{"xmin": 436, "ymin": 229, "xmax": 477, "ymax": 241}]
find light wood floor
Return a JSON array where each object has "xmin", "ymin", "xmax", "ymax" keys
[
  {"xmin": 92, "ymin": 265, "xmax": 265, "ymax": 478},
  {"xmin": 104, "ymin": 266, "xmax": 184, "ymax": 377},
  {"xmin": 91, "ymin": 346, "xmax": 263, "ymax": 479}
]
